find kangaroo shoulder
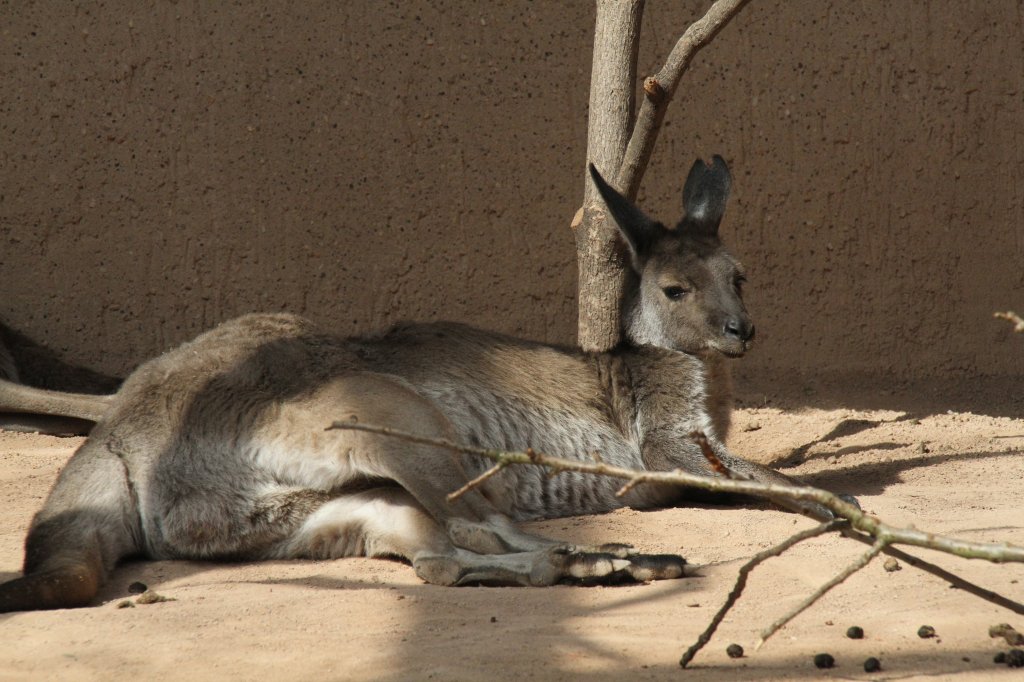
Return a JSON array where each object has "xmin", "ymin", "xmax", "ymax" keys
[{"xmin": 585, "ymin": 350, "xmax": 639, "ymax": 436}]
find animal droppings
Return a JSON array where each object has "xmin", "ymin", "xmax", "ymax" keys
[
  {"xmin": 127, "ymin": 581, "xmax": 148, "ymax": 594},
  {"xmin": 726, "ymin": 643, "xmax": 744, "ymax": 659},
  {"xmin": 1006, "ymin": 649, "xmax": 1024, "ymax": 668},
  {"xmin": 863, "ymin": 657, "xmax": 881, "ymax": 673},
  {"xmin": 136, "ymin": 590, "xmax": 176, "ymax": 605},
  {"xmin": 883, "ymin": 557, "xmax": 902, "ymax": 572},
  {"xmin": 917, "ymin": 625, "xmax": 936, "ymax": 639},
  {"xmin": 813, "ymin": 653, "xmax": 835, "ymax": 669},
  {"xmin": 990, "ymin": 623, "xmax": 1024, "ymax": 646},
  {"xmin": 846, "ymin": 625, "xmax": 864, "ymax": 639}
]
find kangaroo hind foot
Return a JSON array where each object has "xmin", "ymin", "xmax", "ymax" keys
[
  {"xmin": 414, "ymin": 545, "xmax": 686, "ymax": 587},
  {"xmin": 277, "ymin": 487, "xmax": 686, "ymax": 588}
]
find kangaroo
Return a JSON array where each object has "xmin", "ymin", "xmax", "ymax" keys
[
  {"xmin": 0, "ymin": 156, "xmax": 803, "ymax": 612},
  {"xmin": 0, "ymin": 379, "xmax": 113, "ymax": 434}
]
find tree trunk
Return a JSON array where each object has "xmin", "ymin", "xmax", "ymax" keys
[{"xmin": 575, "ymin": 0, "xmax": 645, "ymax": 353}]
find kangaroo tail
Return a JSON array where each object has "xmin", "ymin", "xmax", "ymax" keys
[
  {"xmin": 0, "ymin": 441, "xmax": 139, "ymax": 612},
  {"xmin": 0, "ymin": 377, "xmax": 114, "ymax": 423}
]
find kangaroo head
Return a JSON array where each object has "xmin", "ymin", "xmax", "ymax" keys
[{"xmin": 589, "ymin": 156, "xmax": 753, "ymax": 357}]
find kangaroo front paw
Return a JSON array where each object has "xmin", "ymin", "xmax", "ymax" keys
[
  {"xmin": 838, "ymin": 493, "xmax": 861, "ymax": 510},
  {"xmin": 800, "ymin": 493, "xmax": 859, "ymax": 521}
]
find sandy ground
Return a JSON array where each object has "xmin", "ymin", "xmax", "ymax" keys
[{"xmin": 2, "ymin": 386, "xmax": 1023, "ymax": 681}]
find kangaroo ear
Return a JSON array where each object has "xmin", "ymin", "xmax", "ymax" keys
[
  {"xmin": 589, "ymin": 164, "xmax": 663, "ymax": 265},
  {"xmin": 682, "ymin": 155, "xmax": 731, "ymax": 235}
]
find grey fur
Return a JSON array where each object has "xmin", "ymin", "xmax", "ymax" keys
[
  {"xmin": 0, "ymin": 157, "xmax": 805, "ymax": 612},
  {"xmin": 0, "ymin": 325, "xmax": 121, "ymax": 436},
  {"xmin": 0, "ymin": 377, "xmax": 115, "ymax": 436}
]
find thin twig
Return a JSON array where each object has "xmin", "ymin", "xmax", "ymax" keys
[
  {"xmin": 755, "ymin": 537, "xmax": 889, "ymax": 649},
  {"xmin": 679, "ymin": 520, "xmax": 845, "ymax": 668},
  {"xmin": 863, "ymin": 541, "xmax": 1024, "ymax": 615},
  {"xmin": 680, "ymin": 436, "xmax": 1024, "ymax": 650},
  {"xmin": 446, "ymin": 462, "xmax": 507, "ymax": 503},
  {"xmin": 995, "ymin": 311, "xmax": 1024, "ymax": 333},
  {"xmin": 754, "ymin": 484, "xmax": 1024, "ymax": 616},
  {"xmin": 615, "ymin": 474, "xmax": 650, "ymax": 498}
]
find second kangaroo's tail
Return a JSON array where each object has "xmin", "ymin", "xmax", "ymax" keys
[
  {"xmin": 0, "ymin": 378, "xmax": 115, "ymax": 423},
  {"xmin": 0, "ymin": 441, "xmax": 140, "ymax": 612}
]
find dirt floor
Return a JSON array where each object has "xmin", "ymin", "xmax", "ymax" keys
[{"xmin": 1, "ymin": 384, "xmax": 1023, "ymax": 681}]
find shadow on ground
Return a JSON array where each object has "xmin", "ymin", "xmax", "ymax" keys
[{"xmin": 737, "ymin": 368, "xmax": 1024, "ymax": 420}]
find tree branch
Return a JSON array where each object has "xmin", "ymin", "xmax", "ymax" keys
[
  {"xmin": 995, "ymin": 311, "xmax": 1024, "ymax": 333},
  {"xmin": 328, "ymin": 421, "xmax": 1024, "ymax": 663},
  {"xmin": 861, "ymin": 541, "xmax": 1024, "ymax": 614},
  {"xmin": 617, "ymin": 0, "xmax": 752, "ymax": 199},
  {"xmin": 447, "ymin": 462, "xmax": 508, "ymax": 503},
  {"xmin": 755, "ymin": 537, "xmax": 888, "ymax": 649},
  {"xmin": 679, "ymin": 519, "xmax": 845, "ymax": 668},
  {"xmin": 326, "ymin": 421, "xmax": 1024, "ymax": 565}
]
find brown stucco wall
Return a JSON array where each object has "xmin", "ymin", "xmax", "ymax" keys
[{"xmin": 2, "ymin": 2, "xmax": 1022, "ymax": 389}]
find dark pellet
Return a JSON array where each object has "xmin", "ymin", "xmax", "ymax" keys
[{"xmin": 813, "ymin": 653, "xmax": 835, "ymax": 669}]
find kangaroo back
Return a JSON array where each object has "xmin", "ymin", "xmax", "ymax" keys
[{"xmin": 0, "ymin": 439, "xmax": 139, "ymax": 612}]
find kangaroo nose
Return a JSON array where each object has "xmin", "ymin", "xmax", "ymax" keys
[{"xmin": 724, "ymin": 318, "xmax": 755, "ymax": 342}]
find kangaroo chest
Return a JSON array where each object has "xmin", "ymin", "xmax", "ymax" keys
[{"xmin": 358, "ymin": 324, "xmax": 725, "ymax": 519}]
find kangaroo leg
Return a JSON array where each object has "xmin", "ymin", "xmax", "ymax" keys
[
  {"xmin": 272, "ymin": 374, "xmax": 567, "ymax": 555},
  {"xmin": 271, "ymin": 487, "xmax": 686, "ymax": 586},
  {"xmin": 259, "ymin": 374, "xmax": 686, "ymax": 576},
  {"xmin": 0, "ymin": 441, "xmax": 140, "ymax": 612}
]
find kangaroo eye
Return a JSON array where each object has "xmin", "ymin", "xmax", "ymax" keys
[
  {"xmin": 663, "ymin": 286, "xmax": 688, "ymax": 300},
  {"xmin": 734, "ymin": 275, "xmax": 746, "ymax": 292}
]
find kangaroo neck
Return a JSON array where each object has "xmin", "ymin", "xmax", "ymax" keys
[
  {"xmin": 606, "ymin": 337, "xmax": 735, "ymax": 443},
  {"xmin": 699, "ymin": 351, "xmax": 734, "ymax": 441}
]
